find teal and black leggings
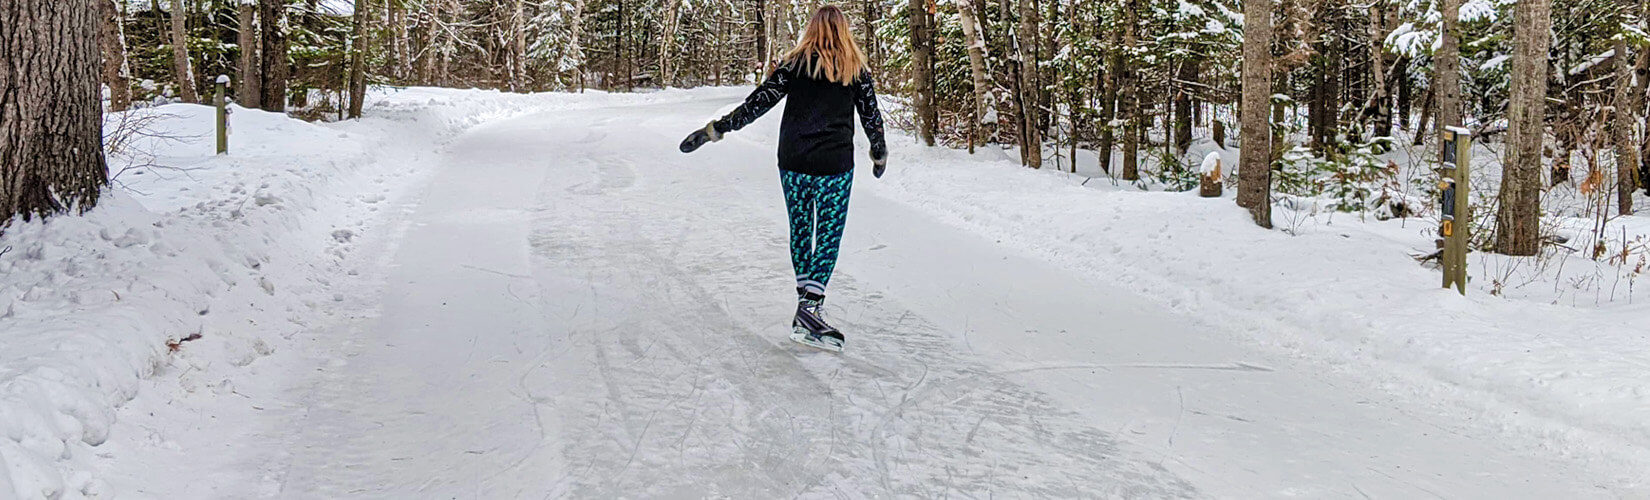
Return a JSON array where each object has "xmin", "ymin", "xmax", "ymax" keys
[{"xmin": 781, "ymin": 169, "xmax": 853, "ymax": 295}]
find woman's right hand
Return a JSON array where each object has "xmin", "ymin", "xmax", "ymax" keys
[{"xmin": 679, "ymin": 122, "xmax": 721, "ymax": 153}]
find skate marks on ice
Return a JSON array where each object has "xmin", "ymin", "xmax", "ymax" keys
[{"xmin": 524, "ymin": 108, "xmax": 1197, "ymax": 497}]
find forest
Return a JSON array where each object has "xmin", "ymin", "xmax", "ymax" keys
[{"xmin": 5, "ymin": 0, "xmax": 1650, "ymax": 252}]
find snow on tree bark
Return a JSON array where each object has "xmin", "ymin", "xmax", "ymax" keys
[{"xmin": 98, "ymin": 0, "xmax": 133, "ymax": 112}]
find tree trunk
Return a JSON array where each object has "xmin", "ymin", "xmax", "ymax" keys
[
  {"xmin": 958, "ymin": 0, "xmax": 991, "ymax": 152},
  {"xmin": 1495, "ymin": 0, "xmax": 1550, "ymax": 255},
  {"xmin": 1120, "ymin": 0, "xmax": 1139, "ymax": 180},
  {"xmin": 1366, "ymin": 0, "xmax": 1391, "ymax": 137},
  {"xmin": 1638, "ymin": 0, "xmax": 1650, "ymax": 196},
  {"xmin": 910, "ymin": 0, "xmax": 937, "ymax": 146},
  {"xmin": 1238, "ymin": 0, "xmax": 1273, "ymax": 227},
  {"xmin": 1394, "ymin": 55, "xmax": 1411, "ymax": 129},
  {"xmin": 753, "ymin": 0, "xmax": 767, "ymax": 78},
  {"xmin": 1, "ymin": 0, "xmax": 109, "ymax": 224},
  {"xmin": 1098, "ymin": 25, "xmax": 1120, "ymax": 174},
  {"xmin": 237, "ymin": 2, "xmax": 261, "ymax": 109},
  {"xmin": 1436, "ymin": 0, "xmax": 1463, "ymax": 136},
  {"xmin": 1015, "ymin": 0, "xmax": 1043, "ymax": 167},
  {"xmin": 97, "ymin": 0, "xmax": 133, "ymax": 111},
  {"xmin": 1174, "ymin": 58, "xmax": 1198, "ymax": 154},
  {"xmin": 259, "ymin": 0, "xmax": 288, "ymax": 112},
  {"xmin": 1412, "ymin": 83, "xmax": 1433, "ymax": 146},
  {"xmin": 510, "ymin": 0, "xmax": 527, "ymax": 91},
  {"xmin": 416, "ymin": 1, "xmax": 437, "ymax": 84},
  {"xmin": 1612, "ymin": 37, "xmax": 1638, "ymax": 214},
  {"xmin": 348, "ymin": 0, "xmax": 367, "ymax": 118},
  {"xmin": 169, "ymin": 0, "xmax": 199, "ymax": 102},
  {"xmin": 660, "ymin": 0, "xmax": 683, "ymax": 87},
  {"xmin": 391, "ymin": 1, "xmax": 410, "ymax": 81}
]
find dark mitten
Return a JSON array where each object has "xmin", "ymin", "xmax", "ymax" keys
[
  {"xmin": 872, "ymin": 154, "xmax": 887, "ymax": 178},
  {"xmin": 679, "ymin": 122, "xmax": 721, "ymax": 153}
]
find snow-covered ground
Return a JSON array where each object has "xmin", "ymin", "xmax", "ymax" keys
[{"xmin": 1, "ymin": 86, "xmax": 1646, "ymax": 498}]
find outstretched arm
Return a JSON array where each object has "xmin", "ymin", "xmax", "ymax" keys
[
  {"xmin": 714, "ymin": 67, "xmax": 792, "ymax": 134},
  {"xmin": 681, "ymin": 67, "xmax": 791, "ymax": 153},
  {"xmin": 852, "ymin": 70, "xmax": 889, "ymax": 177}
]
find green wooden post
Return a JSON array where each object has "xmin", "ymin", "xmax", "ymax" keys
[
  {"xmin": 215, "ymin": 75, "xmax": 229, "ymax": 155},
  {"xmin": 1439, "ymin": 126, "xmax": 1471, "ymax": 294}
]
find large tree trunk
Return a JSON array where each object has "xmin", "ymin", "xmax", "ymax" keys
[
  {"xmin": 1237, "ymin": 0, "xmax": 1273, "ymax": 227},
  {"xmin": 910, "ymin": 0, "xmax": 937, "ymax": 146},
  {"xmin": 98, "ymin": 0, "xmax": 133, "ymax": 111},
  {"xmin": 259, "ymin": 0, "xmax": 288, "ymax": 112},
  {"xmin": 348, "ymin": 0, "xmax": 367, "ymax": 118},
  {"xmin": 958, "ymin": 0, "xmax": 991, "ymax": 152},
  {"xmin": 1, "ymin": 0, "xmax": 109, "ymax": 224},
  {"xmin": 1495, "ymin": 0, "xmax": 1550, "ymax": 255},
  {"xmin": 1612, "ymin": 37, "xmax": 1638, "ymax": 214},
  {"xmin": 169, "ymin": 0, "xmax": 199, "ymax": 102},
  {"xmin": 1015, "ymin": 0, "xmax": 1043, "ymax": 167},
  {"xmin": 1119, "ymin": 0, "xmax": 1139, "ymax": 180},
  {"xmin": 237, "ymin": 1, "xmax": 261, "ymax": 109}
]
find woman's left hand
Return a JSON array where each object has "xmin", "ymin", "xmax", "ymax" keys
[
  {"xmin": 679, "ymin": 122, "xmax": 720, "ymax": 153},
  {"xmin": 872, "ymin": 155, "xmax": 887, "ymax": 178}
]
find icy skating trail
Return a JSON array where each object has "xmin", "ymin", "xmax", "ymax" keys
[{"xmin": 95, "ymin": 89, "xmax": 1630, "ymax": 497}]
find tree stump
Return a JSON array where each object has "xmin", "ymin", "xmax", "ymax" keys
[{"xmin": 1200, "ymin": 152, "xmax": 1223, "ymax": 198}]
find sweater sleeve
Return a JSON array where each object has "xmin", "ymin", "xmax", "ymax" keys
[
  {"xmin": 853, "ymin": 70, "xmax": 888, "ymax": 161},
  {"xmin": 713, "ymin": 67, "xmax": 791, "ymax": 134}
]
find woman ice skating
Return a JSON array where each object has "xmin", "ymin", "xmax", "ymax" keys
[{"xmin": 677, "ymin": 5, "xmax": 887, "ymax": 352}]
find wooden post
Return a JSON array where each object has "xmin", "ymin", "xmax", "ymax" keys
[
  {"xmin": 215, "ymin": 75, "xmax": 229, "ymax": 155},
  {"xmin": 1439, "ymin": 126, "xmax": 1471, "ymax": 294}
]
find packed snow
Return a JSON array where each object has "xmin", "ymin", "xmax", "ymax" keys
[{"xmin": 1, "ymin": 86, "xmax": 1646, "ymax": 498}]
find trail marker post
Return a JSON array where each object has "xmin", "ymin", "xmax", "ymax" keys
[
  {"xmin": 215, "ymin": 75, "xmax": 230, "ymax": 155},
  {"xmin": 1439, "ymin": 126, "xmax": 1471, "ymax": 295}
]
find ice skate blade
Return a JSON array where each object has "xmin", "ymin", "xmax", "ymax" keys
[{"xmin": 789, "ymin": 329, "xmax": 844, "ymax": 353}]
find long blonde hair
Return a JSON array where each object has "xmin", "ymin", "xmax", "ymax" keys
[{"xmin": 780, "ymin": 6, "xmax": 868, "ymax": 85}]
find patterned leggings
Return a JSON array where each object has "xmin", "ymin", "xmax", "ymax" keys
[{"xmin": 780, "ymin": 170, "xmax": 853, "ymax": 295}]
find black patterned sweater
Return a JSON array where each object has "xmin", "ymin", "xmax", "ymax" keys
[{"xmin": 712, "ymin": 59, "xmax": 886, "ymax": 177}]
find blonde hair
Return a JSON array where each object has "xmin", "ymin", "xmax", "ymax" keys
[{"xmin": 780, "ymin": 6, "xmax": 868, "ymax": 85}]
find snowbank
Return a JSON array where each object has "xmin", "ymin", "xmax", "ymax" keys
[
  {"xmin": 0, "ymin": 87, "xmax": 699, "ymax": 498},
  {"xmin": 873, "ymin": 138, "xmax": 1650, "ymax": 482}
]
